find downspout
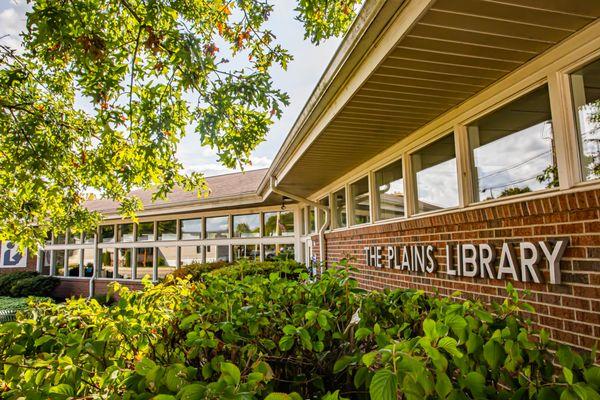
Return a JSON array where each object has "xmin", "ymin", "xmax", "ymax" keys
[
  {"xmin": 269, "ymin": 177, "xmax": 330, "ymax": 268},
  {"xmin": 88, "ymin": 234, "xmax": 98, "ymax": 299}
]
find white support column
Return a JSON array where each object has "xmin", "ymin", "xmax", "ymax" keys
[
  {"xmin": 176, "ymin": 246, "xmax": 182, "ymax": 268},
  {"xmin": 36, "ymin": 249, "xmax": 43, "ymax": 273},
  {"xmin": 63, "ymin": 250, "xmax": 68, "ymax": 277},
  {"xmin": 345, "ymin": 184, "xmax": 352, "ymax": 227},
  {"xmin": 369, "ymin": 170, "xmax": 379, "ymax": 222},
  {"xmin": 293, "ymin": 206, "xmax": 303, "ymax": 263},
  {"xmin": 49, "ymin": 250, "xmax": 56, "ymax": 276},
  {"xmin": 402, "ymin": 154, "xmax": 415, "ymax": 217},
  {"xmin": 548, "ymin": 71, "xmax": 583, "ymax": 188}
]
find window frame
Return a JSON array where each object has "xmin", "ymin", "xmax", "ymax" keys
[{"xmin": 348, "ymin": 174, "xmax": 371, "ymax": 227}]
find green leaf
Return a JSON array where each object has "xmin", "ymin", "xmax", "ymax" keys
[
  {"xmin": 564, "ymin": 367, "xmax": 574, "ymax": 385},
  {"xmin": 438, "ymin": 337, "xmax": 463, "ymax": 359},
  {"xmin": 584, "ymin": 366, "xmax": 600, "ymax": 387},
  {"xmin": 483, "ymin": 340, "xmax": 505, "ymax": 369},
  {"xmin": 49, "ymin": 384, "xmax": 74, "ymax": 396},
  {"xmin": 279, "ymin": 335, "xmax": 294, "ymax": 352},
  {"xmin": 264, "ymin": 393, "xmax": 292, "ymax": 400},
  {"xmin": 423, "ymin": 319, "xmax": 436, "ymax": 339},
  {"xmin": 135, "ymin": 357, "xmax": 157, "ymax": 376},
  {"xmin": 354, "ymin": 327, "xmax": 372, "ymax": 341},
  {"xmin": 178, "ymin": 383, "xmax": 205, "ymax": 400},
  {"xmin": 317, "ymin": 313, "xmax": 330, "ymax": 330},
  {"xmin": 369, "ymin": 369, "xmax": 398, "ymax": 400},
  {"xmin": 435, "ymin": 372, "xmax": 453, "ymax": 399},
  {"xmin": 333, "ymin": 356, "xmax": 353, "ymax": 374},
  {"xmin": 220, "ymin": 362, "xmax": 241, "ymax": 386},
  {"xmin": 464, "ymin": 371, "xmax": 486, "ymax": 398}
]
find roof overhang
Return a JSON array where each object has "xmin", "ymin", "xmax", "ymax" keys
[{"xmin": 262, "ymin": 0, "xmax": 600, "ymax": 198}]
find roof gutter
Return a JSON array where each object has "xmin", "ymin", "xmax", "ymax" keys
[{"xmin": 269, "ymin": 177, "xmax": 330, "ymax": 266}]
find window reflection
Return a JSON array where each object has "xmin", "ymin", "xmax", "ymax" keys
[
  {"xmin": 264, "ymin": 211, "xmax": 294, "ymax": 237},
  {"xmin": 350, "ymin": 177, "xmax": 370, "ymax": 225},
  {"xmin": 135, "ymin": 248, "xmax": 154, "ymax": 279},
  {"xmin": 205, "ymin": 216, "xmax": 229, "ymax": 239},
  {"xmin": 157, "ymin": 247, "xmax": 177, "ymax": 278},
  {"xmin": 180, "ymin": 218, "xmax": 201, "ymax": 240},
  {"xmin": 205, "ymin": 245, "xmax": 229, "ymax": 263},
  {"xmin": 264, "ymin": 244, "xmax": 294, "ymax": 261},
  {"xmin": 233, "ymin": 214, "xmax": 260, "ymax": 238},
  {"xmin": 332, "ymin": 188, "xmax": 347, "ymax": 228},
  {"xmin": 375, "ymin": 159, "xmax": 405, "ymax": 220},
  {"xmin": 137, "ymin": 222, "xmax": 154, "ymax": 241},
  {"xmin": 157, "ymin": 220, "xmax": 177, "ymax": 241},
  {"xmin": 118, "ymin": 224, "xmax": 134, "ymax": 242},
  {"xmin": 233, "ymin": 244, "xmax": 259, "ymax": 261},
  {"xmin": 99, "ymin": 249, "xmax": 114, "ymax": 278}
]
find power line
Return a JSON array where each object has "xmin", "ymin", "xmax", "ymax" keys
[{"xmin": 477, "ymin": 149, "xmax": 551, "ymax": 181}]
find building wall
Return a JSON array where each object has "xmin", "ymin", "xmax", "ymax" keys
[
  {"xmin": 52, "ymin": 278, "xmax": 145, "ymax": 299},
  {"xmin": 312, "ymin": 187, "xmax": 600, "ymax": 351}
]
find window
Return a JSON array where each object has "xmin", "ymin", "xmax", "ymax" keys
[
  {"xmin": 67, "ymin": 249, "xmax": 80, "ymax": 277},
  {"xmin": 318, "ymin": 196, "xmax": 330, "ymax": 230},
  {"xmin": 53, "ymin": 250, "xmax": 65, "ymax": 276},
  {"xmin": 117, "ymin": 248, "xmax": 132, "ymax": 279},
  {"xmin": 83, "ymin": 230, "xmax": 96, "ymax": 244},
  {"xmin": 205, "ymin": 245, "xmax": 229, "ymax": 263},
  {"xmin": 571, "ymin": 58, "xmax": 600, "ymax": 181},
  {"xmin": 118, "ymin": 223, "xmax": 134, "ymax": 242},
  {"xmin": 157, "ymin": 247, "xmax": 177, "ymax": 278},
  {"xmin": 67, "ymin": 231, "xmax": 81, "ymax": 245},
  {"xmin": 264, "ymin": 244, "xmax": 295, "ymax": 261},
  {"xmin": 42, "ymin": 250, "xmax": 51, "ymax": 275},
  {"xmin": 180, "ymin": 245, "xmax": 203, "ymax": 266},
  {"xmin": 100, "ymin": 225, "xmax": 115, "ymax": 243},
  {"xmin": 99, "ymin": 249, "xmax": 114, "ymax": 278},
  {"xmin": 82, "ymin": 249, "xmax": 94, "ymax": 277},
  {"xmin": 375, "ymin": 159, "xmax": 405, "ymax": 220},
  {"xmin": 180, "ymin": 218, "xmax": 202, "ymax": 240},
  {"xmin": 264, "ymin": 211, "xmax": 294, "ymax": 236},
  {"xmin": 137, "ymin": 222, "xmax": 154, "ymax": 241},
  {"xmin": 233, "ymin": 214, "xmax": 260, "ymax": 238},
  {"xmin": 412, "ymin": 133, "xmax": 459, "ymax": 213},
  {"xmin": 157, "ymin": 220, "xmax": 177, "ymax": 241},
  {"xmin": 469, "ymin": 85, "xmax": 557, "ymax": 201},
  {"xmin": 332, "ymin": 188, "xmax": 347, "ymax": 228},
  {"xmin": 205, "ymin": 216, "xmax": 229, "ymax": 239},
  {"xmin": 55, "ymin": 232, "xmax": 66, "ymax": 245},
  {"xmin": 44, "ymin": 232, "xmax": 52, "ymax": 246},
  {"xmin": 135, "ymin": 248, "xmax": 153, "ymax": 279},
  {"xmin": 308, "ymin": 206, "xmax": 316, "ymax": 234},
  {"xmin": 233, "ymin": 244, "xmax": 259, "ymax": 261},
  {"xmin": 350, "ymin": 177, "xmax": 370, "ymax": 225}
]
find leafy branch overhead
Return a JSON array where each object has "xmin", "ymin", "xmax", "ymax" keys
[{"xmin": 0, "ymin": 0, "xmax": 360, "ymax": 249}]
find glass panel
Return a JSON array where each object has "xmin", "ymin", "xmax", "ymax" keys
[
  {"xmin": 157, "ymin": 247, "xmax": 177, "ymax": 278},
  {"xmin": 232, "ymin": 244, "xmax": 259, "ymax": 261},
  {"xmin": 412, "ymin": 133, "xmax": 459, "ymax": 213},
  {"xmin": 83, "ymin": 230, "xmax": 96, "ymax": 244},
  {"xmin": 67, "ymin": 231, "xmax": 81, "ymax": 245},
  {"xmin": 118, "ymin": 224, "xmax": 134, "ymax": 242},
  {"xmin": 44, "ymin": 232, "xmax": 53, "ymax": 246},
  {"xmin": 375, "ymin": 158, "xmax": 405, "ymax": 220},
  {"xmin": 83, "ymin": 249, "xmax": 94, "ymax": 277},
  {"xmin": 181, "ymin": 245, "xmax": 203, "ymax": 266},
  {"xmin": 350, "ymin": 177, "xmax": 370, "ymax": 225},
  {"xmin": 117, "ymin": 248, "xmax": 132, "ymax": 279},
  {"xmin": 264, "ymin": 244, "xmax": 295, "ymax": 261},
  {"xmin": 157, "ymin": 220, "xmax": 177, "ymax": 241},
  {"xmin": 55, "ymin": 232, "xmax": 66, "ymax": 245},
  {"xmin": 332, "ymin": 188, "xmax": 347, "ymax": 228},
  {"xmin": 205, "ymin": 216, "xmax": 229, "ymax": 239},
  {"xmin": 264, "ymin": 211, "xmax": 294, "ymax": 237},
  {"xmin": 469, "ymin": 85, "xmax": 557, "ymax": 201},
  {"xmin": 233, "ymin": 214, "xmax": 260, "ymax": 238},
  {"xmin": 571, "ymin": 59, "xmax": 600, "ymax": 181},
  {"xmin": 308, "ymin": 206, "xmax": 316, "ymax": 233},
  {"xmin": 180, "ymin": 218, "xmax": 202, "ymax": 240},
  {"xmin": 42, "ymin": 250, "xmax": 51, "ymax": 275},
  {"xmin": 137, "ymin": 222, "xmax": 154, "ymax": 241},
  {"xmin": 53, "ymin": 250, "xmax": 65, "ymax": 276},
  {"xmin": 318, "ymin": 197, "xmax": 329, "ymax": 230},
  {"xmin": 135, "ymin": 248, "xmax": 154, "ymax": 279},
  {"xmin": 99, "ymin": 249, "xmax": 114, "ymax": 278},
  {"xmin": 205, "ymin": 245, "xmax": 229, "ymax": 263},
  {"xmin": 100, "ymin": 225, "xmax": 115, "ymax": 243},
  {"xmin": 67, "ymin": 249, "xmax": 81, "ymax": 277}
]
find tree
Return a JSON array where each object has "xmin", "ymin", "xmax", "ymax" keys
[{"xmin": 0, "ymin": 0, "xmax": 361, "ymax": 250}]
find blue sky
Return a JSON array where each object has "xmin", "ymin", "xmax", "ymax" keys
[{"xmin": 0, "ymin": 0, "xmax": 342, "ymax": 177}]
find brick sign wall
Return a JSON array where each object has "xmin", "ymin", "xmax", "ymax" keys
[{"xmin": 312, "ymin": 188, "xmax": 600, "ymax": 352}]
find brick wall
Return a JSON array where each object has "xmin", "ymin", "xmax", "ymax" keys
[
  {"xmin": 312, "ymin": 188, "xmax": 600, "ymax": 351},
  {"xmin": 52, "ymin": 278, "xmax": 145, "ymax": 299}
]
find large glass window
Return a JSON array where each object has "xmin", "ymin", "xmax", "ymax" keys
[
  {"xmin": 118, "ymin": 223, "xmax": 134, "ymax": 242},
  {"xmin": 205, "ymin": 216, "xmax": 229, "ymax": 239},
  {"xmin": 180, "ymin": 218, "xmax": 202, "ymax": 240},
  {"xmin": 135, "ymin": 248, "xmax": 153, "ymax": 279},
  {"xmin": 54, "ymin": 232, "xmax": 66, "ymax": 245},
  {"xmin": 469, "ymin": 85, "xmax": 557, "ymax": 201},
  {"xmin": 332, "ymin": 188, "xmax": 347, "ymax": 228},
  {"xmin": 137, "ymin": 222, "xmax": 154, "ymax": 241},
  {"xmin": 205, "ymin": 245, "xmax": 229, "ymax": 263},
  {"xmin": 264, "ymin": 244, "xmax": 295, "ymax": 261},
  {"xmin": 350, "ymin": 177, "xmax": 370, "ymax": 225},
  {"xmin": 375, "ymin": 159, "xmax": 405, "ymax": 220},
  {"xmin": 181, "ymin": 246, "xmax": 203, "ymax": 266},
  {"xmin": 83, "ymin": 230, "xmax": 96, "ymax": 244},
  {"xmin": 67, "ymin": 249, "xmax": 81, "ymax": 277},
  {"xmin": 157, "ymin": 220, "xmax": 177, "ymax": 241},
  {"xmin": 264, "ymin": 211, "xmax": 294, "ymax": 237},
  {"xmin": 412, "ymin": 133, "xmax": 459, "ymax": 213},
  {"xmin": 157, "ymin": 247, "xmax": 177, "ymax": 278},
  {"xmin": 117, "ymin": 248, "xmax": 132, "ymax": 279},
  {"xmin": 82, "ymin": 249, "xmax": 94, "ymax": 277},
  {"xmin": 233, "ymin": 214, "xmax": 260, "ymax": 238},
  {"xmin": 571, "ymin": 59, "xmax": 600, "ymax": 181},
  {"xmin": 233, "ymin": 244, "xmax": 259, "ymax": 261},
  {"xmin": 318, "ymin": 196, "xmax": 330, "ymax": 230},
  {"xmin": 53, "ymin": 250, "xmax": 65, "ymax": 276},
  {"xmin": 99, "ymin": 249, "xmax": 114, "ymax": 278},
  {"xmin": 42, "ymin": 250, "xmax": 51, "ymax": 275},
  {"xmin": 100, "ymin": 225, "xmax": 115, "ymax": 243},
  {"xmin": 67, "ymin": 231, "xmax": 81, "ymax": 245}
]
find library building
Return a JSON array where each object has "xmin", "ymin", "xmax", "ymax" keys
[{"xmin": 1, "ymin": 0, "xmax": 600, "ymax": 351}]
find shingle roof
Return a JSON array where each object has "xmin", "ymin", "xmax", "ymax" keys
[{"xmin": 84, "ymin": 168, "xmax": 268, "ymax": 213}]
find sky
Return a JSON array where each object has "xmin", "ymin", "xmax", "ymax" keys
[{"xmin": 0, "ymin": 0, "xmax": 343, "ymax": 177}]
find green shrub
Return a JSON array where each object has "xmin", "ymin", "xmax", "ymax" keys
[
  {"xmin": 0, "ymin": 261, "xmax": 598, "ymax": 399},
  {"xmin": 0, "ymin": 272, "xmax": 38, "ymax": 296},
  {"xmin": 8, "ymin": 276, "xmax": 59, "ymax": 297},
  {"xmin": 0, "ymin": 296, "xmax": 52, "ymax": 311},
  {"xmin": 168, "ymin": 260, "xmax": 233, "ymax": 281}
]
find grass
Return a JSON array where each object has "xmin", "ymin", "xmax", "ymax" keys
[{"xmin": 0, "ymin": 296, "xmax": 49, "ymax": 311}]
